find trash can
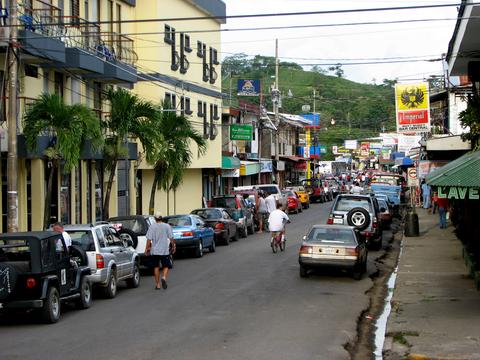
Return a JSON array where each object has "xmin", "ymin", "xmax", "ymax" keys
[{"xmin": 404, "ymin": 210, "xmax": 419, "ymax": 237}]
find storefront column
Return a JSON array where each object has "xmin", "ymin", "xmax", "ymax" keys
[
  {"xmin": 17, "ymin": 159, "xmax": 27, "ymax": 231},
  {"xmin": 31, "ymin": 159, "xmax": 45, "ymax": 230}
]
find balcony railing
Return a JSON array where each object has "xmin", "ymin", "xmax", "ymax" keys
[
  {"xmin": 18, "ymin": 0, "xmax": 63, "ymax": 38},
  {"xmin": 105, "ymin": 32, "xmax": 138, "ymax": 65}
]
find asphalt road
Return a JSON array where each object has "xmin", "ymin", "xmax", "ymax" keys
[{"xmin": 0, "ymin": 201, "xmax": 384, "ymax": 360}]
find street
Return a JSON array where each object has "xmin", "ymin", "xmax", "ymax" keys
[{"xmin": 0, "ymin": 201, "xmax": 388, "ymax": 360}]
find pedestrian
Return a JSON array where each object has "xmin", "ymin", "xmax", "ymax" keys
[
  {"xmin": 437, "ymin": 197, "xmax": 449, "ymax": 229},
  {"xmin": 256, "ymin": 192, "xmax": 268, "ymax": 233},
  {"xmin": 265, "ymin": 192, "xmax": 277, "ymax": 214},
  {"xmin": 421, "ymin": 179, "xmax": 431, "ymax": 209},
  {"xmin": 145, "ymin": 212, "xmax": 175, "ymax": 290},
  {"xmin": 52, "ymin": 222, "xmax": 72, "ymax": 250},
  {"xmin": 432, "ymin": 191, "xmax": 438, "ymax": 214}
]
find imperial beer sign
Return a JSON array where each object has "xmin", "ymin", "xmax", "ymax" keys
[{"xmin": 395, "ymin": 83, "xmax": 430, "ymax": 134}]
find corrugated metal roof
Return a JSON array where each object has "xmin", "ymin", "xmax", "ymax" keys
[{"xmin": 426, "ymin": 151, "xmax": 480, "ymax": 187}]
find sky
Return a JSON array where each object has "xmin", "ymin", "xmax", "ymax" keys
[{"xmin": 221, "ymin": 0, "xmax": 460, "ymax": 85}]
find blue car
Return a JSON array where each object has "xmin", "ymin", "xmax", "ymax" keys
[{"xmin": 163, "ymin": 214, "xmax": 215, "ymax": 258}]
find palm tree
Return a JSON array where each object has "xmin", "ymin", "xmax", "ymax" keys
[
  {"xmin": 147, "ymin": 106, "xmax": 207, "ymax": 214},
  {"xmin": 102, "ymin": 87, "xmax": 157, "ymax": 219},
  {"xmin": 23, "ymin": 93, "xmax": 103, "ymax": 229}
]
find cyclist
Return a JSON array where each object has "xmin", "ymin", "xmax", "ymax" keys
[{"xmin": 268, "ymin": 202, "xmax": 290, "ymax": 244}]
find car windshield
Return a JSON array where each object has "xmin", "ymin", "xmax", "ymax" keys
[
  {"xmin": 306, "ymin": 228, "xmax": 356, "ymax": 245},
  {"xmin": 257, "ymin": 186, "xmax": 279, "ymax": 194},
  {"xmin": 65, "ymin": 230, "xmax": 96, "ymax": 251},
  {"xmin": 212, "ymin": 197, "xmax": 237, "ymax": 209},
  {"xmin": 283, "ymin": 191, "xmax": 295, "ymax": 197},
  {"xmin": 191, "ymin": 209, "xmax": 222, "ymax": 219},
  {"xmin": 335, "ymin": 197, "xmax": 371, "ymax": 212},
  {"xmin": 165, "ymin": 216, "xmax": 192, "ymax": 227},
  {"xmin": 110, "ymin": 218, "xmax": 147, "ymax": 235},
  {"xmin": 378, "ymin": 199, "xmax": 388, "ymax": 210}
]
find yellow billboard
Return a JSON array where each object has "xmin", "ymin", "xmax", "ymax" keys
[{"xmin": 395, "ymin": 83, "xmax": 429, "ymax": 111}]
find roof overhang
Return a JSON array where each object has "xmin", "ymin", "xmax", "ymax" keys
[
  {"xmin": 426, "ymin": 135, "xmax": 472, "ymax": 151},
  {"xmin": 186, "ymin": 0, "xmax": 226, "ymax": 24},
  {"xmin": 447, "ymin": 1, "xmax": 480, "ymax": 76}
]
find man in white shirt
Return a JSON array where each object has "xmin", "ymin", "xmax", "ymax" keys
[
  {"xmin": 52, "ymin": 222, "xmax": 72, "ymax": 250},
  {"xmin": 268, "ymin": 203, "xmax": 290, "ymax": 233},
  {"xmin": 350, "ymin": 182, "xmax": 363, "ymax": 194},
  {"xmin": 265, "ymin": 192, "xmax": 277, "ymax": 214}
]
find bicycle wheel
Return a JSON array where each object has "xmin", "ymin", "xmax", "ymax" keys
[
  {"xmin": 280, "ymin": 239, "xmax": 286, "ymax": 251},
  {"xmin": 271, "ymin": 237, "xmax": 277, "ymax": 253}
]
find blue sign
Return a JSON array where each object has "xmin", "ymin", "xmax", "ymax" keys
[
  {"xmin": 301, "ymin": 113, "xmax": 320, "ymax": 126},
  {"xmin": 237, "ymin": 80, "xmax": 261, "ymax": 96}
]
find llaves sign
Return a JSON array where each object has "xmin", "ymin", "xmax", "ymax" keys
[{"xmin": 438, "ymin": 186, "xmax": 480, "ymax": 200}]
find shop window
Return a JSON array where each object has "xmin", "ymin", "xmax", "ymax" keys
[
  {"xmin": 94, "ymin": 161, "xmax": 103, "ymax": 221},
  {"xmin": 24, "ymin": 65, "xmax": 38, "ymax": 78}
]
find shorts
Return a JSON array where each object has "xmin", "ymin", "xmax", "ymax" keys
[{"xmin": 149, "ymin": 255, "xmax": 173, "ymax": 269}]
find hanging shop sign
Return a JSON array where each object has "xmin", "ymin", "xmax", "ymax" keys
[
  {"xmin": 260, "ymin": 160, "xmax": 273, "ymax": 173},
  {"xmin": 395, "ymin": 82, "xmax": 430, "ymax": 133},
  {"xmin": 407, "ymin": 167, "xmax": 419, "ymax": 187},
  {"xmin": 221, "ymin": 169, "xmax": 240, "ymax": 178},
  {"xmin": 397, "ymin": 134, "xmax": 421, "ymax": 154},
  {"xmin": 417, "ymin": 160, "xmax": 449, "ymax": 178},
  {"xmin": 359, "ymin": 142, "xmax": 370, "ymax": 159},
  {"xmin": 230, "ymin": 124, "xmax": 253, "ymax": 141},
  {"xmin": 276, "ymin": 161, "xmax": 285, "ymax": 171},
  {"xmin": 344, "ymin": 140, "xmax": 358, "ymax": 150},
  {"xmin": 237, "ymin": 79, "xmax": 261, "ymax": 96},
  {"xmin": 438, "ymin": 186, "xmax": 479, "ymax": 200}
]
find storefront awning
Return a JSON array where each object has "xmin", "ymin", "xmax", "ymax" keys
[
  {"xmin": 280, "ymin": 155, "xmax": 307, "ymax": 162},
  {"xmin": 426, "ymin": 150, "xmax": 480, "ymax": 189},
  {"xmin": 240, "ymin": 161, "xmax": 260, "ymax": 176},
  {"xmin": 222, "ymin": 156, "xmax": 241, "ymax": 169}
]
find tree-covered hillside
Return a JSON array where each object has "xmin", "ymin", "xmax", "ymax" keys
[{"xmin": 222, "ymin": 53, "xmax": 396, "ymax": 133}]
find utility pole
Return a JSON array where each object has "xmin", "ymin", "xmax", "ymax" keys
[
  {"xmin": 313, "ymin": 89, "xmax": 316, "ymax": 179},
  {"xmin": 273, "ymin": 39, "xmax": 280, "ymax": 184},
  {"xmin": 7, "ymin": 0, "xmax": 19, "ymax": 232}
]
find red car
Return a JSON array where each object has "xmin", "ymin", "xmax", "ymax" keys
[{"xmin": 282, "ymin": 190, "xmax": 302, "ymax": 214}]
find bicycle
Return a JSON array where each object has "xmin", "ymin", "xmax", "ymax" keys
[{"xmin": 270, "ymin": 230, "xmax": 285, "ymax": 253}]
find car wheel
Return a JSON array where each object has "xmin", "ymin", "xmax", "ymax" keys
[
  {"xmin": 371, "ymin": 236, "xmax": 382, "ymax": 251},
  {"xmin": 69, "ymin": 245, "xmax": 88, "ymax": 266},
  {"xmin": 76, "ymin": 276, "xmax": 92, "ymax": 309},
  {"xmin": 299, "ymin": 265, "xmax": 309, "ymax": 278},
  {"xmin": 118, "ymin": 228, "xmax": 139, "ymax": 249},
  {"xmin": 346, "ymin": 207, "xmax": 371, "ymax": 231},
  {"xmin": 209, "ymin": 238, "xmax": 216, "ymax": 253},
  {"xmin": 195, "ymin": 239, "xmax": 204, "ymax": 258},
  {"xmin": 126, "ymin": 263, "xmax": 140, "ymax": 288},
  {"xmin": 104, "ymin": 270, "xmax": 117, "ymax": 299},
  {"xmin": 353, "ymin": 266, "xmax": 363, "ymax": 280},
  {"xmin": 42, "ymin": 287, "xmax": 61, "ymax": 323},
  {"xmin": 299, "ymin": 206, "xmax": 303, "ymax": 213}
]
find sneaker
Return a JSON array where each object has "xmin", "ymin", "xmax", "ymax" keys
[{"xmin": 161, "ymin": 278, "xmax": 168, "ymax": 289}]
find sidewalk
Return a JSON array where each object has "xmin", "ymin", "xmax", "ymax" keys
[{"xmin": 383, "ymin": 208, "xmax": 480, "ymax": 360}]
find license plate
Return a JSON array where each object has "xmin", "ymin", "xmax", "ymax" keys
[
  {"xmin": 333, "ymin": 218, "xmax": 343, "ymax": 224},
  {"xmin": 322, "ymin": 247, "xmax": 336, "ymax": 254}
]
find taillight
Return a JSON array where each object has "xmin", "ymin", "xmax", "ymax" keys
[
  {"xmin": 26, "ymin": 277, "xmax": 36, "ymax": 289},
  {"xmin": 215, "ymin": 223, "xmax": 225, "ymax": 230},
  {"xmin": 182, "ymin": 231, "xmax": 194, "ymax": 237},
  {"xmin": 96, "ymin": 254, "xmax": 105, "ymax": 269},
  {"xmin": 299, "ymin": 245, "xmax": 313, "ymax": 254},
  {"xmin": 327, "ymin": 214, "xmax": 334, "ymax": 225},
  {"xmin": 345, "ymin": 248, "xmax": 359, "ymax": 256},
  {"xmin": 372, "ymin": 217, "xmax": 378, "ymax": 228}
]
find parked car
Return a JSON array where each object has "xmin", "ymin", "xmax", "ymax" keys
[
  {"xmin": 164, "ymin": 215, "xmax": 215, "ymax": 257},
  {"xmin": 301, "ymin": 179, "xmax": 326, "ymax": 203},
  {"xmin": 326, "ymin": 179, "xmax": 341, "ymax": 198},
  {"xmin": 298, "ymin": 225, "xmax": 368, "ymax": 280},
  {"xmin": 211, "ymin": 195, "xmax": 255, "ymax": 237},
  {"xmin": 0, "ymin": 232, "xmax": 92, "ymax": 323},
  {"xmin": 327, "ymin": 194, "xmax": 383, "ymax": 250},
  {"xmin": 191, "ymin": 208, "xmax": 239, "ymax": 245},
  {"xmin": 108, "ymin": 215, "xmax": 155, "ymax": 265},
  {"xmin": 377, "ymin": 199, "xmax": 392, "ymax": 229},
  {"xmin": 63, "ymin": 223, "xmax": 140, "ymax": 298},
  {"xmin": 286, "ymin": 186, "xmax": 310, "ymax": 209},
  {"xmin": 282, "ymin": 190, "xmax": 302, "ymax": 214}
]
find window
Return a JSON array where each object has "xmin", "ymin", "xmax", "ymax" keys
[
  {"xmin": 164, "ymin": 24, "xmax": 175, "ymax": 44},
  {"xmin": 197, "ymin": 40, "xmax": 204, "ymax": 57},
  {"xmin": 212, "ymin": 48, "xmax": 219, "ymax": 65},
  {"xmin": 75, "ymin": 163, "xmax": 81, "ymax": 224},
  {"xmin": 94, "ymin": 161, "xmax": 103, "ymax": 221},
  {"xmin": 184, "ymin": 34, "xmax": 191, "ymax": 52},
  {"xmin": 95, "ymin": 228, "xmax": 106, "ymax": 248},
  {"xmin": 180, "ymin": 96, "xmax": 192, "ymax": 115},
  {"xmin": 165, "ymin": 92, "xmax": 176, "ymax": 110},
  {"xmin": 24, "ymin": 64, "xmax": 38, "ymax": 78},
  {"xmin": 70, "ymin": 0, "xmax": 80, "ymax": 26},
  {"xmin": 54, "ymin": 72, "xmax": 64, "ymax": 99},
  {"xmin": 213, "ymin": 105, "xmax": 219, "ymax": 120},
  {"xmin": 60, "ymin": 165, "xmax": 70, "ymax": 224},
  {"xmin": 197, "ymin": 100, "xmax": 204, "ymax": 117}
]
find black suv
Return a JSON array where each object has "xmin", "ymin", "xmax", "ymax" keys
[{"xmin": 0, "ymin": 232, "xmax": 92, "ymax": 323}]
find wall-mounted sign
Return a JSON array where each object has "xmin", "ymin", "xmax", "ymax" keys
[
  {"xmin": 260, "ymin": 160, "xmax": 273, "ymax": 173},
  {"xmin": 230, "ymin": 124, "xmax": 253, "ymax": 141},
  {"xmin": 438, "ymin": 186, "xmax": 479, "ymax": 200},
  {"xmin": 395, "ymin": 82, "xmax": 430, "ymax": 134},
  {"xmin": 237, "ymin": 79, "xmax": 261, "ymax": 96},
  {"xmin": 407, "ymin": 167, "xmax": 419, "ymax": 187},
  {"xmin": 344, "ymin": 140, "xmax": 358, "ymax": 150},
  {"xmin": 221, "ymin": 169, "xmax": 240, "ymax": 178}
]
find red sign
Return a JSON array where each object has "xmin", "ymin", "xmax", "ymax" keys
[
  {"xmin": 294, "ymin": 162, "xmax": 307, "ymax": 170},
  {"xmin": 398, "ymin": 110, "xmax": 429, "ymax": 125}
]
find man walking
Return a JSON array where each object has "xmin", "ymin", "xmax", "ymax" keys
[
  {"xmin": 52, "ymin": 222, "xmax": 72, "ymax": 250},
  {"xmin": 421, "ymin": 179, "xmax": 431, "ymax": 209},
  {"xmin": 265, "ymin": 192, "xmax": 277, "ymax": 214},
  {"xmin": 145, "ymin": 212, "xmax": 175, "ymax": 290},
  {"xmin": 437, "ymin": 197, "xmax": 449, "ymax": 229}
]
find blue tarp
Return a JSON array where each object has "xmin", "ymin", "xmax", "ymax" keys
[{"xmin": 370, "ymin": 184, "xmax": 401, "ymax": 206}]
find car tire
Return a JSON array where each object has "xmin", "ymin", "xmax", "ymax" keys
[
  {"xmin": 41, "ymin": 286, "xmax": 61, "ymax": 323},
  {"xmin": 353, "ymin": 266, "xmax": 363, "ymax": 280},
  {"xmin": 371, "ymin": 236, "xmax": 382, "ymax": 251},
  {"xmin": 299, "ymin": 206, "xmax": 303, "ymax": 213},
  {"xmin": 0, "ymin": 264, "xmax": 17, "ymax": 300},
  {"xmin": 104, "ymin": 270, "xmax": 117, "ymax": 299},
  {"xmin": 69, "ymin": 245, "xmax": 88, "ymax": 266},
  {"xmin": 195, "ymin": 239, "xmax": 204, "ymax": 258},
  {"xmin": 126, "ymin": 263, "xmax": 140, "ymax": 288},
  {"xmin": 209, "ymin": 238, "xmax": 216, "ymax": 253},
  {"xmin": 299, "ymin": 265, "xmax": 309, "ymax": 278},
  {"xmin": 118, "ymin": 228, "xmax": 138, "ymax": 249},
  {"xmin": 76, "ymin": 276, "xmax": 92, "ymax": 309},
  {"xmin": 346, "ymin": 207, "xmax": 371, "ymax": 231}
]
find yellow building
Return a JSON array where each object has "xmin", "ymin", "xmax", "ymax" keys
[{"xmin": 0, "ymin": 0, "xmax": 225, "ymax": 231}]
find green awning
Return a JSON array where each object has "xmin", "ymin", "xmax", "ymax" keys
[
  {"xmin": 426, "ymin": 150, "xmax": 480, "ymax": 188},
  {"xmin": 222, "ymin": 156, "xmax": 241, "ymax": 169}
]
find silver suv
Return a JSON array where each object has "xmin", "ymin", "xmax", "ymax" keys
[
  {"xmin": 327, "ymin": 194, "xmax": 383, "ymax": 250},
  {"xmin": 63, "ymin": 223, "xmax": 140, "ymax": 298}
]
